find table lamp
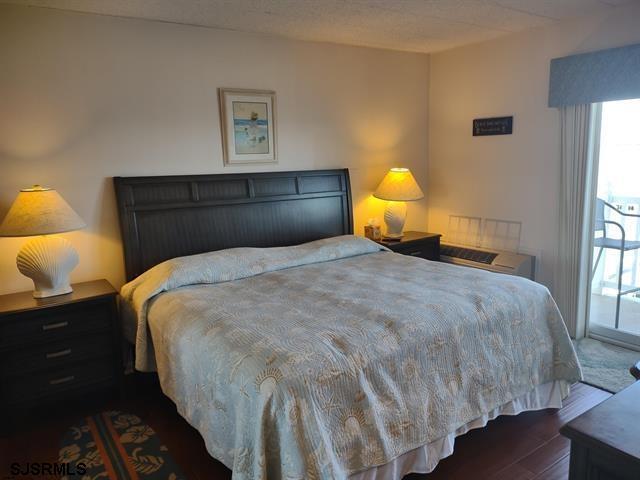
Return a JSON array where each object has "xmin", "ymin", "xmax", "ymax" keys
[
  {"xmin": 0, "ymin": 185, "xmax": 86, "ymax": 298},
  {"xmin": 373, "ymin": 168, "xmax": 424, "ymax": 239}
]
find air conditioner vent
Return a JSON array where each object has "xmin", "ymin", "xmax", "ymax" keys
[
  {"xmin": 440, "ymin": 245, "xmax": 498, "ymax": 265},
  {"xmin": 440, "ymin": 242, "xmax": 535, "ymax": 280}
]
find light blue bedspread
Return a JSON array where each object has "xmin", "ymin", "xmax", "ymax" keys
[{"xmin": 121, "ymin": 236, "xmax": 581, "ymax": 479}]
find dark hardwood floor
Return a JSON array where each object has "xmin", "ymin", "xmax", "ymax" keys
[{"xmin": 0, "ymin": 378, "xmax": 610, "ymax": 480}]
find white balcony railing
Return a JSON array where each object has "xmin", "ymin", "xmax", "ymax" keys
[{"xmin": 591, "ymin": 195, "xmax": 640, "ymax": 334}]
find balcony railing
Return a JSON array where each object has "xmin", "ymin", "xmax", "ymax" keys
[{"xmin": 591, "ymin": 195, "xmax": 640, "ymax": 335}]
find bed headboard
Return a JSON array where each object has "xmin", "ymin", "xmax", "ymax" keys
[{"xmin": 113, "ymin": 169, "xmax": 353, "ymax": 281}]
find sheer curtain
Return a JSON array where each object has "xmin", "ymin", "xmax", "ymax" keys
[{"xmin": 556, "ymin": 104, "xmax": 601, "ymax": 338}]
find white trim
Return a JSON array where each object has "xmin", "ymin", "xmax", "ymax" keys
[
  {"xmin": 589, "ymin": 327, "xmax": 640, "ymax": 351},
  {"xmin": 576, "ymin": 103, "xmax": 603, "ymax": 339}
]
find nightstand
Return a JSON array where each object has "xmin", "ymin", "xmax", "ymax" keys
[
  {"xmin": 561, "ymin": 381, "xmax": 640, "ymax": 479},
  {"xmin": 0, "ymin": 279, "xmax": 122, "ymax": 428},
  {"xmin": 377, "ymin": 231, "xmax": 441, "ymax": 261}
]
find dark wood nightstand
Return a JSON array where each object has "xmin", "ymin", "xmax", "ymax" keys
[
  {"xmin": 377, "ymin": 231, "xmax": 441, "ymax": 261},
  {"xmin": 0, "ymin": 279, "xmax": 122, "ymax": 429},
  {"xmin": 561, "ymin": 381, "xmax": 640, "ymax": 479}
]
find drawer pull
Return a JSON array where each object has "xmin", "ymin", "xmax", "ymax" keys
[
  {"xmin": 408, "ymin": 251, "xmax": 423, "ymax": 256},
  {"xmin": 46, "ymin": 348, "xmax": 72, "ymax": 359},
  {"xmin": 42, "ymin": 321, "xmax": 69, "ymax": 331},
  {"xmin": 49, "ymin": 375, "xmax": 75, "ymax": 385}
]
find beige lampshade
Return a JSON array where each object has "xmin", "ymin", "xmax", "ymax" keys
[
  {"xmin": 373, "ymin": 168, "xmax": 424, "ymax": 202},
  {"xmin": 0, "ymin": 186, "xmax": 86, "ymax": 237}
]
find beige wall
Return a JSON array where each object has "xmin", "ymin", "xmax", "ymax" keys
[
  {"xmin": 0, "ymin": 5, "xmax": 429, "ymax": 294},
  {"xmin": 428, "ymin": 3, "xmax": 640, "ymax": 291}
]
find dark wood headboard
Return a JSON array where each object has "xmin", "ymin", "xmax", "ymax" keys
[{"xmin": 113, "ymin": 169, "xmax": 353, "ymax": 281}]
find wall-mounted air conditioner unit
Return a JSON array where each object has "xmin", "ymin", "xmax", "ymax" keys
[
  {"xmin": 440, "ymin": 216, "xmax": 536, "ymax": 280},
  {"xmin": 440, "ymin": 244, "xmax": 535, "ymax": 279}
]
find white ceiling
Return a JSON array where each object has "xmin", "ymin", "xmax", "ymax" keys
[{"xmin": 4, "ymin": 0, "xmax": 636, "ymax": 53}]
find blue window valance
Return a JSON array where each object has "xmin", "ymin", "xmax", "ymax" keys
[{"xmin": 549, "ymin": 43, "xmax": 640, "ymax": 108}]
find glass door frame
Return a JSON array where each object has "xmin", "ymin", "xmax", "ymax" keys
[{"xmin": 582, "ymin": 101, "xmax": 640, "ymax": 351}]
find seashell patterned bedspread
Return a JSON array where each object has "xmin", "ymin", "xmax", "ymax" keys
[{"xmin": 120, "ymin": 235, "xmax": 581, "ymax": 480}]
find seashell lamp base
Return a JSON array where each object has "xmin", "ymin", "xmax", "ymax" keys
[
  {"xmin": 16, "ymin": 235, "xmax": 79, "ymax": 298},
  {"xmin": 383, "ymin": 200, "xmax": 407, "ymax": 239}
]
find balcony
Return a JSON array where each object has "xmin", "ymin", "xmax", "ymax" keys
[{"xmin": 590, "ymin": 195, "xmax": 640, "ymax": 337}]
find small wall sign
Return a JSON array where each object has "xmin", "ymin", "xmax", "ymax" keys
[{"xmin": 473, "ymin": 116, "xmax": 513, "ymax": 136}]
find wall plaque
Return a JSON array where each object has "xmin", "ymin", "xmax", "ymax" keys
[{"xmin": 473, "ymin": 116, "xmax": 513, "ymax": 136}]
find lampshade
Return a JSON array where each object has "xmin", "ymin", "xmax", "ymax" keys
[
  {"xmin": 373, "ymin": 168, "xmax": 424, "ymax": 202},
  {"xmin": 0, "ymin": 186, "xmax": 86, "ymax": 237}
]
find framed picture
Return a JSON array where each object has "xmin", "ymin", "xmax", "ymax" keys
[{"xmin": 218, "ymin": 88, "xmax": 277, "ymax": 165}]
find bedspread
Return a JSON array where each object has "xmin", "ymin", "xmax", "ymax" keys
[{"xmin": 120, "ymin": 235, "xmax": 581, "ymax": 479}]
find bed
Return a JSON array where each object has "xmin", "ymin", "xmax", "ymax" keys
[{"xmin": 114, "ymin": 169, "xmax": 581, "ymax": 480}]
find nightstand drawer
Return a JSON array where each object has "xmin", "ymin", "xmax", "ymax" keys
[
  {"xmin": 1, "ymin": 334, "xmax": 113, "ymax": 376},
  {"xmin": 393, "ymin": 245, "xmax": 429, "ymax": 257},
  {"xmin": 0, "ymin": 302, "xmax": 111, "ymax": 349},
  {"xmin": 392, "ymin": 241, "xmax": 439, "ymax": 260},
  {"xmin": 3, "ymin": 360, "xmax": 115, "ymax": 405},
  {"xmin": 378, "ymin": 232, "xmax": 441, "ymax": 261}
]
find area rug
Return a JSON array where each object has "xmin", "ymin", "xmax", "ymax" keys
[
  {"xmin": 573, "ymin": 338, "xmax": 639, "ymax": 393},
  {"xmin": 59, "ymin": 411, "xmax": 185, "ymax": 479}
]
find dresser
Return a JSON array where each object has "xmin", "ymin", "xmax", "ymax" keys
[
  {"xmin": 0, "ymin": 280, "xmax": 122, "ymax": 428},
  {"xmin": 376, "ymin": 231, "xmax": 441, "ymax": 261},
  {"xmin": 561, "ymin": 381, "xmax": 640, "ymax": 479}
]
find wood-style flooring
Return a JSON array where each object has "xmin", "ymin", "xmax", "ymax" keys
[{"xmin": 0, "ymin": 377, "xmax": 610, "ymax": 480}]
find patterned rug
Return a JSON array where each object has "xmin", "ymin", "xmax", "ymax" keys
[
  {"xmin": 573, "ymin": 338, "xmax": 639, "ymax": 393},
  {"xmin": 59, "ymin": 411, "xmax": 185, "ymax": 479}
]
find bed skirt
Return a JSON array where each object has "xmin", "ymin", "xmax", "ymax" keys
[{"xmin": 350, "ymin": 380, "xmax": 572, "ymax": 480}]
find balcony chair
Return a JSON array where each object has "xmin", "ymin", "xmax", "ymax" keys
[{"xmin": 592, "ymin": 199, "xmax": 640, "ymax": 328}]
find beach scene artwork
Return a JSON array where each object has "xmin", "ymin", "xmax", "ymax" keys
[
  {"xmin": 232, "ymin": 101, "xmax": 270, "ymax": 154},
  {"xmin": 219, "ymin": 88, "xmax": 276, "ymax": 165}
]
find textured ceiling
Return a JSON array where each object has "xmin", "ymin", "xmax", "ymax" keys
[{"xmin": 4, "ymin": 0, "xmax": 636, "ymax": 53}]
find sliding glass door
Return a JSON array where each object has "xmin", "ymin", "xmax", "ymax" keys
[{"xmin": 587, "ymin": 99, "xmax": 640, "ymax": 349}]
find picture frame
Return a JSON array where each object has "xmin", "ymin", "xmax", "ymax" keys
[{"xmin": 218, "ymin": 88, "xmax": 277, "ymax": 165}]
